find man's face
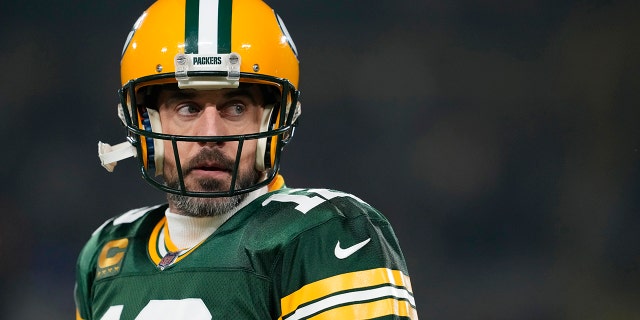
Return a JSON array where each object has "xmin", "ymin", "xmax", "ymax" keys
[{"xmin": 156, "ymin": 84, "xmax": 265, "ymax": 216}]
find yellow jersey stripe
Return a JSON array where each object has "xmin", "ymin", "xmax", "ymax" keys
[
  {"xmin": 148, "ymin": 216, "xmax": 209, "ymax": 267},
  {"xmin": 280, "ymin": 268, "xmax": 413, "ymax": 318},
  {"xmin": 76, "ymin": 308, "xmax": 84, "ymax": 320},
  {"xmin": 163, "ymin": 221, "xmax": 180, "ymax": 252},
  {"xmin": 282, "ymin": 285, "xmax": 416, "ymax": 320},
  {"xmin": 148, "ymin": 217, "xmax": 166, "ymax": 264}
]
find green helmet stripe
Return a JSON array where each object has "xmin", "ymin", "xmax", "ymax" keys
[
  {"xmin": 184, "ymin": 0, "xmax": 200, "ymax": 54},
  {"xmin": 184, "ymin": 0, "xmax": 233, "ymax": 54},
  {"xmin": 217, "ymin": 0, "xmax": 233, "ymax": 53}
]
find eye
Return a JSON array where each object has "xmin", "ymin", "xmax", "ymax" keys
[
  {"xmin": 176, "ymin": 103, "xmax": 201, "ymax": 116},
  {"xmin": 220, "ymin": 103, "xmax": 247, "ymax": 118}
]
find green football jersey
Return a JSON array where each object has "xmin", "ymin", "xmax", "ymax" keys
[{"xmin": 75, "ymin": 187, "xmax": 417, "ymax": 319}]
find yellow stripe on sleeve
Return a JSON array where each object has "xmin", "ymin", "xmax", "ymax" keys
[
  {"xmin": 76, "ymin": 308, "xmax": 85, "ymax": 320},
  {"xmin": 280, "ymin": 268, "xmax": 413, "ymax": 319}
]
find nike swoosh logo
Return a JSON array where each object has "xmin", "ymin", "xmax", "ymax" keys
[{"xmin": 334, "ymin": 238, "xmax": 371, "ymax": 259}]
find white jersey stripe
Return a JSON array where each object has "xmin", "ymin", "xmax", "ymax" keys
[{"xmin": 284, "ymin": 285, "xmax": 415, "ymax": 320}]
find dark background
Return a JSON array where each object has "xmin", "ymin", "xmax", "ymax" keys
[{"xmin": 1, "ymin": 0, "xmax": 639, "ymax": 318}]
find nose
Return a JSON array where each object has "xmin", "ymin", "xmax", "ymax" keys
[{"xmin": 194, "ymin": 105, "xmax": 226, "ymax": 146}]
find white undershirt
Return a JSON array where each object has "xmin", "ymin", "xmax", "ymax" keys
[{"xmin": 164, "ymin": 186, "xmax": 268, "ymax": 250}]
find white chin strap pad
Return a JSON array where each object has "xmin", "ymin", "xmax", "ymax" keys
[
  {"xmin": 255, "ymin": 101, "xmax": 302, "ymax": 171},
  {"xmin": 98, "ymin": 141, "xmax": 137, "ymax": 172},
  {"xmin": 98, "ymin": 104, "xmax": 164, "ymax": 174},
  {"xmin": 255, "ymin": 104, "xmax": 274, "ymax": 171},
  {"xmin": 145, "ymin": 108, "xmax": 164, "ymax": 176}
]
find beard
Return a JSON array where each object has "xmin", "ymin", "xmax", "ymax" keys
[{"xmin": 164, "ymin": 148, "xmax": 261, "ymax": 217}]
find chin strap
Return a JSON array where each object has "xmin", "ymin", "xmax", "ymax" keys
[{"xmin": 98, "ymin": 141, "xmax": 138, "ymax": 172}]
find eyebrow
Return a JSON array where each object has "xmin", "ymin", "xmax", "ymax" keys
[
  {"xmin": 224, "ymin": 88, "xmax": 259, "ymax": 105},
  {"xmin": 162, "ymin": 87, "xmax": 260, "ymax": 107}
]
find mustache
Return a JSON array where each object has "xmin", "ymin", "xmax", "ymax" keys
[{"xmin": 181, "ymin": 148, "xmax": 236, "ymax": 175}]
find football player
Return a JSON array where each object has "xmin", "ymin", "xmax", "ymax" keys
[{"xmin": 75, "ymin": 0, "xmax": 418, "ymax": 319}]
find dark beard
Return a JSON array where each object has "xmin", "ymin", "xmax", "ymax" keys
[{"xmin": 164, "ymin": 148, "xmax": 261, "ymax": 217}]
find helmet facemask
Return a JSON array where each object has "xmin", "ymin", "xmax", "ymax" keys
[{"xmin": 116, "ymin": 72, "xmax": 300, "ymax": 198}]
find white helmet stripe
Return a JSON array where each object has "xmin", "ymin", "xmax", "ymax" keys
[
  {"xmin": 198, "ymin": 0, "xmax": 219, "ymax": 54},
  {"xmin": 185, "ymin": 0, "xmax": 232, "ymax": 54}
]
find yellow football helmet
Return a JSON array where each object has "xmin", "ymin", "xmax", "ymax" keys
[{"xmin": 98, "ymin": 0, "xmax": 301, "ymax": 197}]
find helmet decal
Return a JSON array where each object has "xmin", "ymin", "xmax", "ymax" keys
[
  {"xmin": 185, "ymin": 0, "xmax": 233, "ymax": 54},
  {"xmin": 275, "ymin": 13, "xmax": 298, "ymax": 58},
  {"xmin": 121, "ymin": 12, "xmax": 147, "ymax": 57}
]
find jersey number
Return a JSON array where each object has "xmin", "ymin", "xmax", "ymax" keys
[
  {"xmin": 101, "ymin": 299, "xmax": 211, "ymax": 320},
  {"xmin": 261, "ymin": 189, "xmax": 364, "ymax": 214}
]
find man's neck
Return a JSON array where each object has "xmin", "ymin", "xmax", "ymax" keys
[{"xmin": 164, "ymin": 186, "xmax": 268, "ymax": 250}]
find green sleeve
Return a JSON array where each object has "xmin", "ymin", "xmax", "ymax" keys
[{"xmin": 271, "ymin": 194, "xmax": 418, "ymax": 319}]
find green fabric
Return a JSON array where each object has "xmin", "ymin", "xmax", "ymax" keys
[{"xmin": 75, "ymin": 188, "xmax": 415, "ymax": 319}]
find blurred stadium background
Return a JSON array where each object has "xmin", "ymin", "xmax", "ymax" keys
[{"xmin": 1, "ymin": 0, "xmax": 639, "ymax": 318}]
